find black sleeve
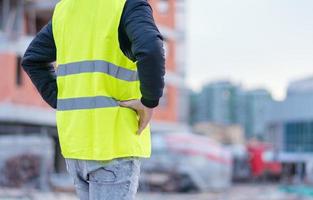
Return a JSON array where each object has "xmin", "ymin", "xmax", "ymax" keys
[
  {"xmin": 21, "ymin": 21, "xmax": 57, "ymax": 109},
  {"xmin": 121, "ymin": 0, "xmax": 165, "ymax": 108}
]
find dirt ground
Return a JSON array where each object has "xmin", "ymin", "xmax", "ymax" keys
[
  {"xmin": 1, "ymin": 184, "xmax": 312, "ymax": 200},
  {"xmin": 138, "ymin": 184, "xmax": 311, "ymax": 200}
]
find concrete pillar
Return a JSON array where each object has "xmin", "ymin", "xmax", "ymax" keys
[{"xmin": 2, "ymin": 0, "xmax": 10, "ymax": 30}]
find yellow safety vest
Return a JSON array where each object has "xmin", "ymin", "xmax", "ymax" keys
[{"xmin": 52, "ymin": 0, "xmax": 151, "ymax": 160}]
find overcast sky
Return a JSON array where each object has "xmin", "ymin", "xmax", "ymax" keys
[{"xmin": 186, "ymin": 0, "xmax": 313, "ymax": 100}]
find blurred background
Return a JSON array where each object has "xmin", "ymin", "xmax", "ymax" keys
[{"xmin": 0, "ymin": 0, "xmax": 313, "ymax": 199}]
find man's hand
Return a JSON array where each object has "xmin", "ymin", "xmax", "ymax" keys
[{"xmin": 118, "ymin": 99, "xmax": 153, "ymax": 135}]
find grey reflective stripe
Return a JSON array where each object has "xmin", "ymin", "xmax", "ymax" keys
[
  {"xmin": 57, "ymin": 60, "xmax": 138, "ymax": 81},
  {"xmin": 57, "ymin": 96, "xmax": 118, "ymax": 111}
]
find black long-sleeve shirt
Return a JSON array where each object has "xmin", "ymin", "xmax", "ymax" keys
[{"xmin": 22, "ymin": 0, "xmax": 165, "ymax": 109}]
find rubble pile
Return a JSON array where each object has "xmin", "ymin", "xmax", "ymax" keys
[{"xmin": 3, "ymin": 154, "xmax": 40, "ymax": 187}]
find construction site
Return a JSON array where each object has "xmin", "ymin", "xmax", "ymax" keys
[
  {"xmin": 0, "ymin": 0, "xmax": 192, "ymax": 194},
  {"xmin": 1, "ymin": 0, "xmax": 313, "ymax": 199}
]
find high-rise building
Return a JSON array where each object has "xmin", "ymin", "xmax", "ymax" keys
[
  {"xmin": 244, "ymin": 89, "xmax": 273, "ymax": 138},
  {"xmin": 193, "ymin": 81, "xmax": 243, "ymax": 125},
  {"xmin": 192, "ymin": 81, "xmax": 248, "ymax": 126},
  {"xmin": 191, "ymin": 81, "xmax": 273, "ymax": 138},
  {"xmin": 266, "ymin": 77, "xmax": 313, "ymax": 179},
  {"xmin": 287, "ymin": 76, "xmax": 313, "ymax": 96}
]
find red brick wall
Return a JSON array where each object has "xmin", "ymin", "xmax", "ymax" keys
[
  {"xmin": 0, "ymin": 53, "xmax": 49, "ymax": 108},
  {"xmin": 149, "ymin": 0, "xmax": 176, "ymax": 28},
  {"xmin": 153, "ymin": 85, "xmax": 177, "ymax": 122},
  {"xmin": 149, "ymin": 0, "xmax": 178, "ymax": 123},
  {"xmin": 0, "ymin": 0, "xmax": 180, "ymax": 124}
]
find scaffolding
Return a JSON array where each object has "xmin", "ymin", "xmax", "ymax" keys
[
  {"xmin": 0, "ymin": 0, "xmax": 57, "ymax": 54},
  {"xmin": 0, "ymin": 0, "xmax": 57, "ymax": 39}
]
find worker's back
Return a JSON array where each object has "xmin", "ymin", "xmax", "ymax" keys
[{"xmin": 52, "ymin": 0, "xmax": 151, "ymax": 160}]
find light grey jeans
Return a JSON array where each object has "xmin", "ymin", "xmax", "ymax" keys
[{"xmin": 65, "ymin": 157, "xmax": 141, "ymax": 200}]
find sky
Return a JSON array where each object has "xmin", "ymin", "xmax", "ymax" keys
[{"xmin": 186, "ymin": 0, "xmax": 313, "ymax": 100}]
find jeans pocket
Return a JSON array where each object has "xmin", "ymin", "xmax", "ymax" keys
[{"xmin": 88, "ymin": 167, "xmax": 117, "ymax": 183}]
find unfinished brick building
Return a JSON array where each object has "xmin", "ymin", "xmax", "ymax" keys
[{"xmin": 0, "ymin": 0, "xmax": 188, "ymax": 173}]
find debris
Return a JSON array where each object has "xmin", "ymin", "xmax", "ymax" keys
[{"xmin": 3, "ymin": 154, "xmax": 40, "ymax": 187}]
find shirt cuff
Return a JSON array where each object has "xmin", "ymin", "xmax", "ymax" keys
[{"xmin": 141, "ymin": 97, "xmax": 159, "ymax": 108}]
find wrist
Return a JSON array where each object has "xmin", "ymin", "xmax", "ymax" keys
[{"xmin": 140, "ymin": 97, "xmax": 159, "ymax": 108}]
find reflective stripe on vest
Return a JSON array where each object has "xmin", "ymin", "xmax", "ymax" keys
[
  {"xmin": 57, "ymin": 60, "xmax": 138, "ymax": 82},
  {"xmin": 57, "ymin": 96, "xmax": 118, "ymax": 111},
  {"xmin": 52, "ymin": 0, "xmax": 151, "ymax": 160}
]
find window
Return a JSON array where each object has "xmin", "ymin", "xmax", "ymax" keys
[
  {"xmin": 16, "ymin": 55, "xmax": 23, "ymax": 86},
  {"xmin": 0, "ymin": 0, "xmax": 23, "ymax": 35},
  {"xmin": 157, "ymin": 0, "xmax": 169, "ymax": 14},
  {"xmin": 0, "ymin": 0, "xmax": 6, "ymax": 31},
  {"xmin": 0, "ymin": 0, "xmax": 2, "ymax": 30},
  {"xmin": 285, "ymin": 121, "xmax": 313, "ymax": 152}
]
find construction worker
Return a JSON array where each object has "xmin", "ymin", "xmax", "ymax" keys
[{"xmin": 22, "ymin": 0, "xmax": 165, "ymax": 199}]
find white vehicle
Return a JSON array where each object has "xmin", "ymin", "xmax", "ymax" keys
[{"xmin": 140, "ymin": 132, "xmax": 233, "ymax": 192}]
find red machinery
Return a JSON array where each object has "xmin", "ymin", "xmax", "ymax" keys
[{"xmin": 247, "ymin": 141, "xmax": 282, "ymax": 178}]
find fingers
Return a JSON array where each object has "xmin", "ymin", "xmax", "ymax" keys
[
  {"xmin": 137, "ymin": 108, "xmax": 153, "ymax": 135},
  {"xmin": 137, "ymin": 113, "xmax": 149, "ymax": 135},
  {"xmin": 118, "ymin": 100, "xmax": 141, "ymax": 110},
  {"xmin": 118, "ymin": 99, "xmax": 153, "ymax": 135},
  {"xmin": 118, "ymin": 100, "xmax": 133, "ymax": 108}
]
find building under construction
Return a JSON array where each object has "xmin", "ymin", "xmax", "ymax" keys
[{"xmin": 0, "ymin": 0, "xmax": 188, "ymax": 188}]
